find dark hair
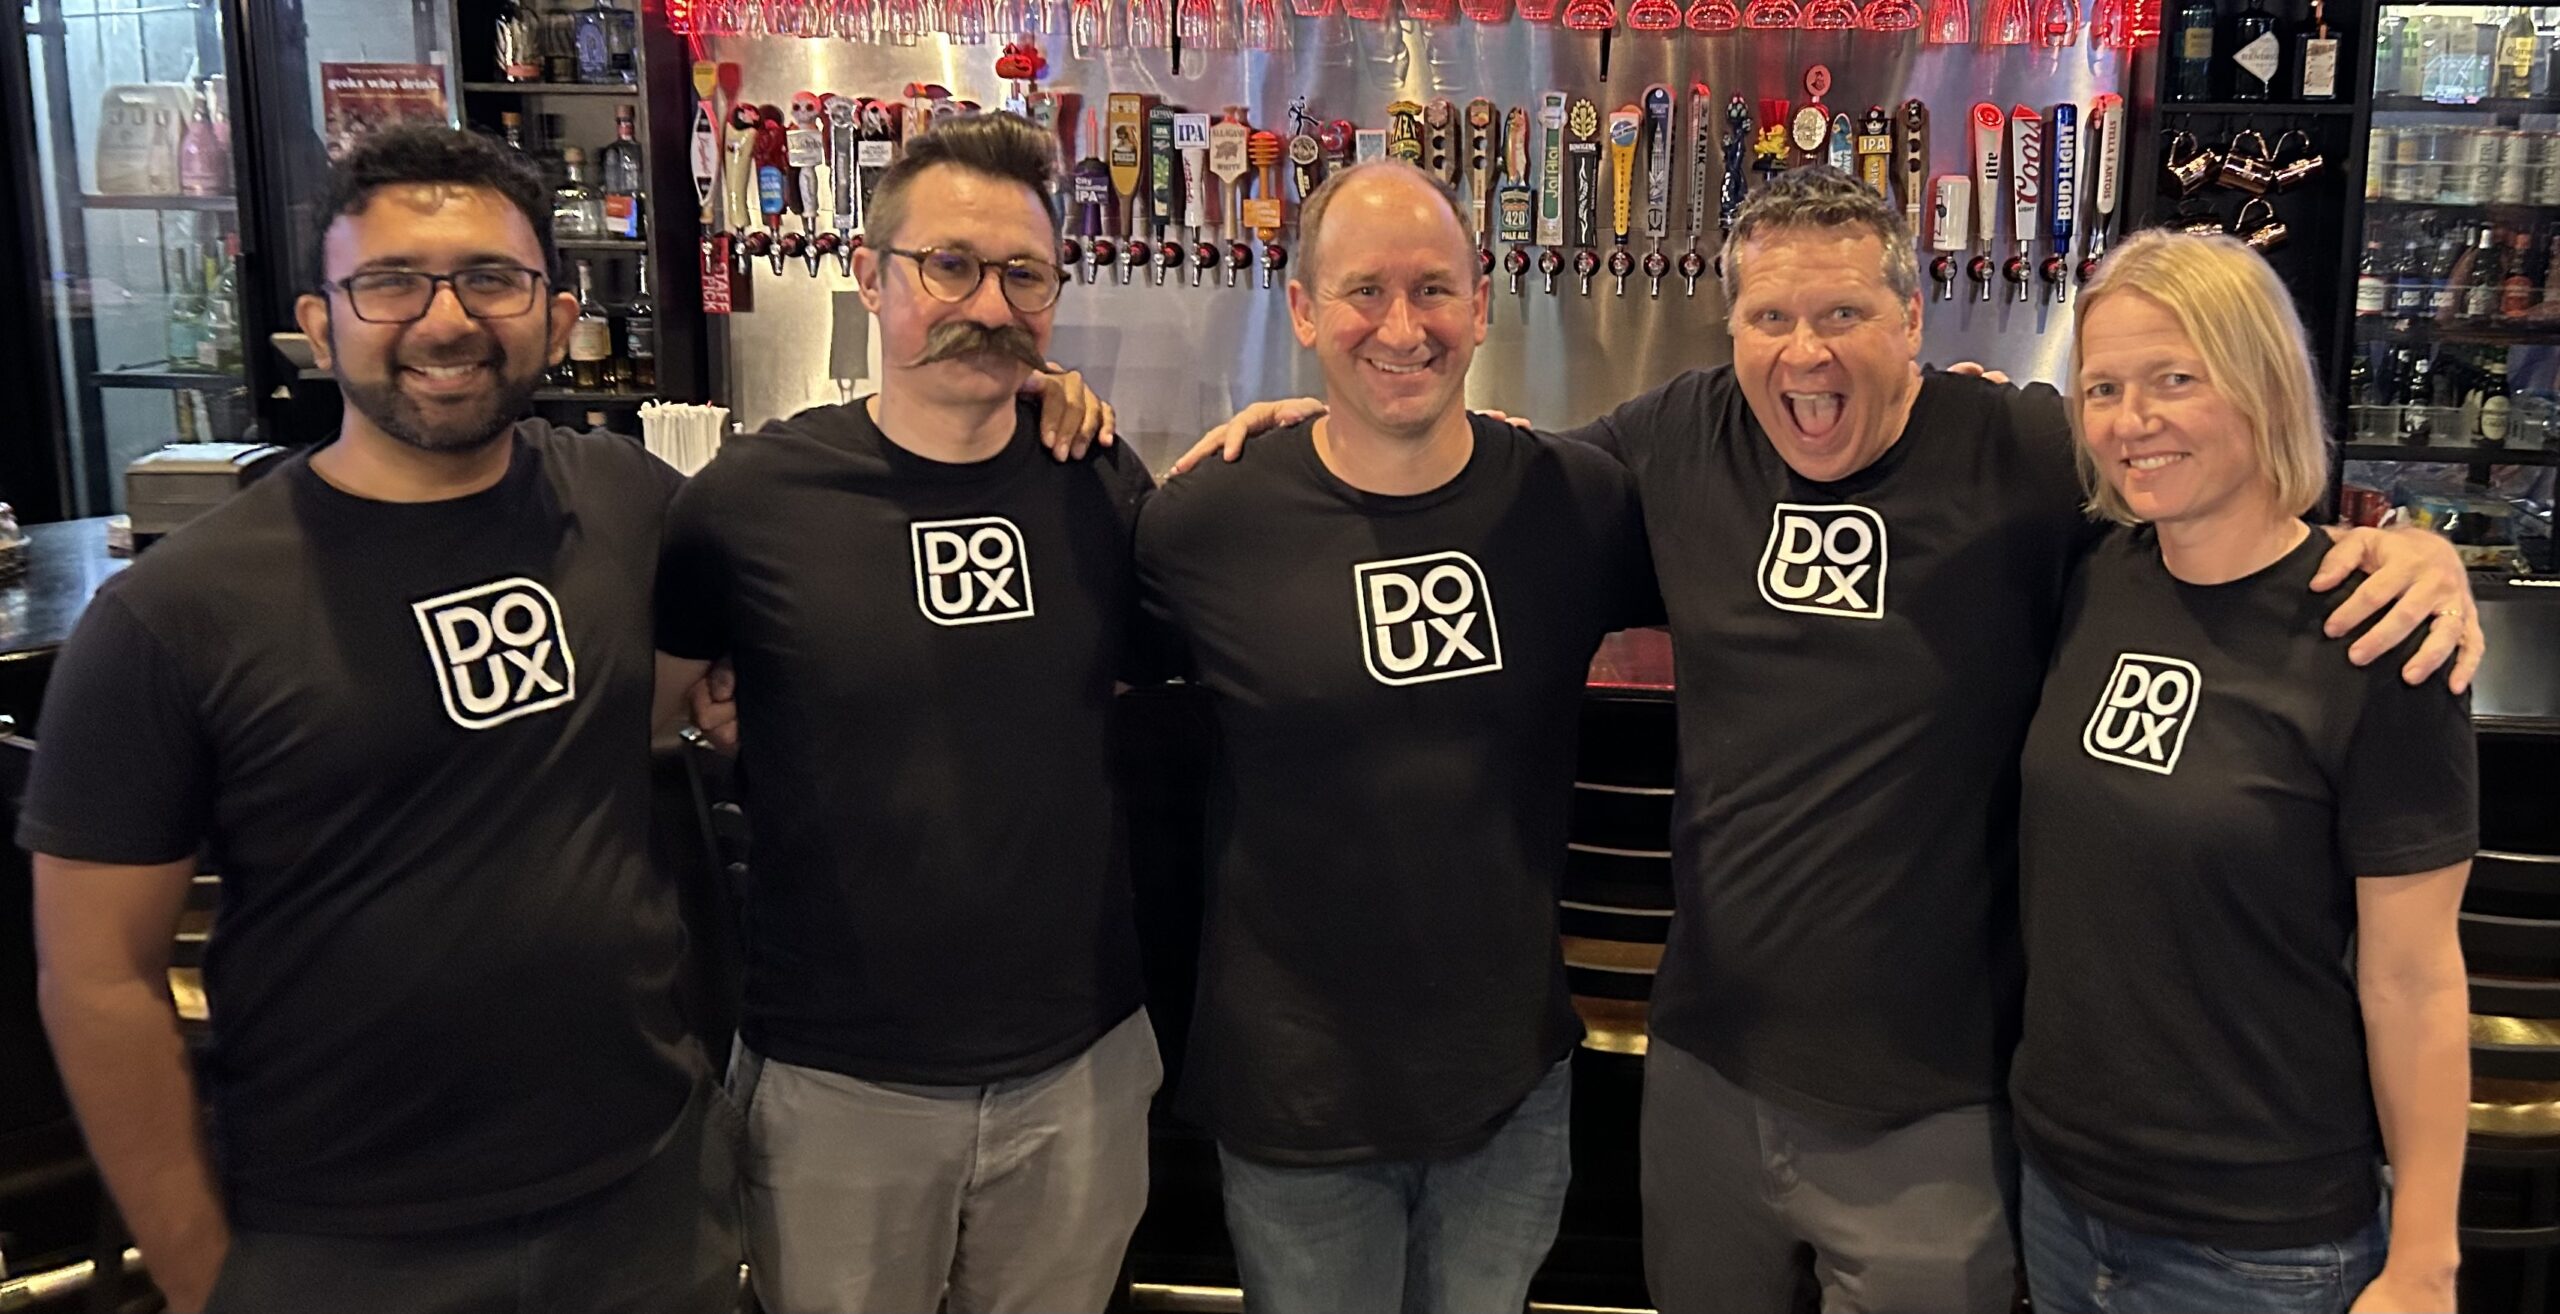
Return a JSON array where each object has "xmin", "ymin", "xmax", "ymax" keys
[
  {"xmin": 863, "ymin": 111, "xmax": 1059, "ymax": 250},
  {"xmin": 1721, "ymin": 165, "xmax": 1918, "ymax": 306},
  {"xmin": 311, "ymin": 124, "xmax": 555, "ymax": 286}
]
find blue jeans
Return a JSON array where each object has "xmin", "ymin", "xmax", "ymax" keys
[
  {"xmin": 1217, "ymin": 1056, "xmax": 1573, "ymax": 1314},
  {"xmin": 2021, "ymin": 1155, "xmax": 2388, "ymax": 1314}
]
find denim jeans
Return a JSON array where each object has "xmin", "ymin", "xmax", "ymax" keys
[
  {"xmin": 1217, "ymin": 1056, "xmax": 1573, "ymax": 1314},
  {"xmin": 2021, "ymin": 1154, "xmax": 2388, "ymax": 1314}
]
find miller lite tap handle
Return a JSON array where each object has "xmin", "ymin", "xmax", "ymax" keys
[
  {"xmin": 1466, "ymin": 99, "xmax": 1498, "ymax": 242},
  {"xmin": 1568, "ymin": 98, "xmax": 1601, "ymax": 249},
  {"xmin": 1608, "ymin": 104, "xmax": 1640, "ymax": 245},
  {"xmin": 1897, "ymin": 99, "xmax": 1928, "ymax": 236},
  {"xmin": 1687, "ymin": 83, "xmax": 1713, "ymax": 241},
  {"xmin": 1536, "ymin": 92, "xmax": 1568, "ymax": 248},
  {"xmin": 1720, "ymin": 95, "xmax": 1751, "ymax": 232},
  {"xmin": 1425, "ymin": 99, "xmax": 1460, "ymax": 188},
  {"xmin": 2008, "ymin": 104, "xmax": 2042, "ymax": 251},
  {"xmin": 1641, "ymin": 85, "xmax": 1672, "ymax": 242},
  {"xmin": 2048, "ymin": 103, "xmax": 2077, "ymax": 249},
  {"xmin": 1855, "ymin": 106, "xmax": 1892, "ymax": 197},
  {"xmin": 1969, "ymin": 102, "xmax": 2002, "ymax": 251},
  {"xmin": 1148, "ymin": 105, "xmax": 1179, "ymax": 238}
]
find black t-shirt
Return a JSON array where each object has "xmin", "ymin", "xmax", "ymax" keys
[
  {"xmin": 1562, "ymin": 368, "xmax": 2093, "ymax": 1125},
  {"xmin": 17, "ymin": 422, "xmax": 697, "ymax": 1235},
  {"xmin": 655, "ymin": 399, "xmax": 1150, "ymax": 1085},
  {"xmin": 2012, "ymin": 526, "xmax": 2477, "ymax": 1250},
  {"xmin": 1134, "ymin": 417, "xmax": 1662, "ymax": 1164}
]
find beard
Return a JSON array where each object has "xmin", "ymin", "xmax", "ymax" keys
[{"xmin": 330, "ymin": 325, "xmax": 541, "ymax": 454}]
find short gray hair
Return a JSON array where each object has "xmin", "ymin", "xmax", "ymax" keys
[
  {"xmin": 1294, "ymin": 159, "xmax": 1475, "ymax": 291},
  {"xmin": 1720, "ymin": 165, "xmax": 1919, "ymax": 307}
]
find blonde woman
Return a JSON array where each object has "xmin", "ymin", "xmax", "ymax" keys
[{"xmin": 2012, "ymin": 230, "xmax": 2476, "ymax": 1314}]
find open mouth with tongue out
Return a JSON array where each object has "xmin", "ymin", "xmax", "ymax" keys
[{"xmin": 1784, "ymin": 390, "xmax": 1844, "ymax": 441}]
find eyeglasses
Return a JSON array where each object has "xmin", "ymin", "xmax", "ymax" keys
[
  {"xmin": 323, "ymin": 266, "xmax": 548, "ymax": 324},
  {"xmin": 884, "ymin": 247, "xmax": 1066, "ymax": 313}
]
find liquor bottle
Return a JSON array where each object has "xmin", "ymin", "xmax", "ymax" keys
[
  {"xmin": 496, "ymin": 0, "xmax": 542, "ymax": 81},
  {"xmin": 572, "ymin": 0, "xmax": 633, "ymax": 84},
  {"xmin": 598, "ymin": 107, "xmax": 644, "ymax": 239},
  {"xmin": 2482, "ymin": 356, "xmax": 2513, "ymax": 445},
  {"xmin": 2375, "ymin": 15, "xmax": 2404, "ymax": 97},
  {"xmin": 570, "ymin": 259, "xmax": 610, "ymax": 390},
  {"xmin": 2541, "ymin": 228, "xmax": 2560, "ymax": 305},
  {"xmin": 2466, "ymin": 225, "xmax": 2504, "ymax": 322},
  {"xmin": 2229, "ymin": 0, "xmax": 2281, "ymax": 100},
  {"xmin": 165, "ymin": 246, "xmax": 205, "ymax": 369},
  {"xmin": 178, "ymin": 81, "xmax": 230, "ymax": 196},
  {"xmin": 2535, "ymin": 14, "xmax": 2556, "ymax": 96},
  {"xmin": 498, "ymin": 111, "xmax": 533, "ymax": 170},
  {"xmin": 2402, "ymin": 350, "xmax": 2435, "ymax": 441},
  {"xmin": 623, "ymin": 260, "xmax": 656, "ymax": 393},
  {"xmin": 601, "ymin": 317, "xmax": 632, "ymax": 391},
  {"xmin": 2503, "ymin": 229, "xmax": 2538, "ymax": 315},
  {"xmin": 2297, "ymin": 0, "xmax": 2340, "ymax": 100},
  {"xmin": 541, "ymin": 0, "xmax": 579, "ymax": 82},
  {"xmin": 2174, "ymin": 0, "xmax": 2218, "ymax": 99},
  {"xmin": 2356, "ymin": 238, "xmax": 2388, "ymax": 317},
  {"xmin": 2497, "ymin": 7, "xmax": 2537, "ymax": 97},
  {"xmin": 552, "ymin": 146, "xmax": 603, "ymax": 239},
  {"xmin": 200, "ymin": 238, "xmax": 241, "ymax": 373},
  {"xmin": 2400, "ymin": 12, "xmax": 2428, "ymax": 96}
]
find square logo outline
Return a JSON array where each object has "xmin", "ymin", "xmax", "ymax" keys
[
  {"xmin": 411, "ymin": 576, "xmax": 579, "ymax": 732},
  {"xmin": 909, "ymin": 515, "xmax": 1038, "ymax": 628},
  {"xmin": 2080, "ymin": 651, "xmax": 2204, "ymax": 776},
  {"xmin": 1756, "ymin": 501, "xmax": 1890, "ymax": 621},
  {"xmin": 1351, "ymin": 549, "xmax": 1506, "ymax": 687}
]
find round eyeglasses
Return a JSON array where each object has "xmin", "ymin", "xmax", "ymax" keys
[
  {"xmin": 323, "ymin": 266, "xmax": 549, "ymax": 324},
  {"xmin": 885, "ymin": 247, "xmax": 1067, "ymax": 313}
]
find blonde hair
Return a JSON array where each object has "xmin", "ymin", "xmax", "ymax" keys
[{"xmin": 2069, "ymin": 230, "xmax": 2330, "ymax": 525}]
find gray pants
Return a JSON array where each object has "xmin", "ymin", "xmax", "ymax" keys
[
  {"xmin": 202, "ymin": 1081, "xmax": 741, "ymax": 1314},
  {"xmin": 732, "ymin": 1010, "xmax": 1161, "ymax": 1314},
  {"xmin": 1641, "ymin": 1040, "xmax": 2018, "ymax": 1314}
]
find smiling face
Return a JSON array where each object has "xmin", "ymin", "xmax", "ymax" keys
[
  {"xmin": 2074, "ymin": 290, "xmax": 2279, "ymax": 531},
  {"xmin": 294, "ymin": 183, "xmax": 572, "ymax": 453},
  {"xmin": 1726, "ymin": 226, "xmax": 1925, "ymax": 483},
  {"xmin": 1286, "ymin": 168, "xmax": 1489, "ymax": 444},
  {"xmin": 853, "ymin": 162, "xmax": 1060, "ymax": 410}
]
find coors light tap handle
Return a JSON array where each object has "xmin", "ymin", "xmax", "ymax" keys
[{"xmin": 2005, "ymin": 104, "xmax": 2042, "ymax": 303}]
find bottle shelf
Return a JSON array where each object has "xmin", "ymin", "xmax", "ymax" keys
[
  {"xmin": 2341, "ymin": 441, "xmax": 2560, "ymax": 466},
  {"xmin": 2367, "ymin": 199, "xmax": 2560, "ymax": 219},
  {"xmin": 92, "ymin": 366, "xmax": 244, "ymax": 390},
  {"xmin": 533, "ymin": 389, "xmax": 650, "ymax": 404},
  {"xmin": 462, "ymin": 81, "xmax": 637, "ymax": 97},
  {"xmin": 2162, "ymin": 99, "xmax": 2359, "ymax": 116},
  {"xmin": 80, "ymin": 192, "xmax": 236, "ymax": 212},
  {"xmin": 2355, "ymin": 317, "xmax": 2560, "ymax": 346},
  {"xmin": 556, "ymin": 237, "xmax": 648, "ymax": 250},
  {"xmin": 2373, "ymin": 96, "xmax": 2560, "ymax": 115}
]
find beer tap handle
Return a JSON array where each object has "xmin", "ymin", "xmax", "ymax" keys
[
  {"xmin": 2044, "ymin": 103, "xmax": 2077, "ymax": 302},
  {"xmin": 1929, "ymin": 176, "xmax": 1970, "ymax": 301},
  {"xmin": 2006, "ymin": 104, "xmax": 2042, "ymax": 303},
  {"xmin": 1968, "ymin": 103, "xmax": 2002, "ymax": 302},
  {"xmin": 2082, "ymin": 93, "xmax": 2123, "ymax": 280}
]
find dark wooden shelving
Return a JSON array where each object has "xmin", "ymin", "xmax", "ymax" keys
[
  {"xmin": 460, "ymin": 80, "xmax": 637, "ymax": 96},
  {"xmin": 80, "ymin": 192, "xmax": 237, "ymax": 212},
  {"xmin": 91, "ymin": 366, "xmax": 245, "ymax": 391},
  {"xmin": 2373, "ymin": 95, "xmax": 2560, "ymax": 115},
  {"xmin": 2354, "ymin": 317, "xmax": 2560, "ymax": 347},
  {"xmin": 2161, "ymin": 99, "xmax": 2360, "ymax": 116}
]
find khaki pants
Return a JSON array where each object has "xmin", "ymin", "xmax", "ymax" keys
[{"xmin": 732, "ymin": 1009, "xmax": 1161, "ymax": 1314}]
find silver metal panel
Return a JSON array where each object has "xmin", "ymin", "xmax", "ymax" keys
[{"xmin": 701, "ymin": 27, "xmax": 2127, "ymax": 470}]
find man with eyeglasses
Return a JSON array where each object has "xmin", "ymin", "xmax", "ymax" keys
[
  {"xmin": 17, "ymin": 125, "xmax": 748, "ymax": 1313},
  {"xmin": 653, "ymin": 111, "xmax": 1159, "ymax": 1314}
]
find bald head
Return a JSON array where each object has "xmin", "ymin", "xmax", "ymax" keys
[{"xmin": 1293, "ymin": 160, "xmax": 1477, "ymax": 293}]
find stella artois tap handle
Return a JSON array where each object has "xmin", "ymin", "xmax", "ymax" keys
[{"xmin": 2081, "ymin": 94, "xmax": 2123, "ymax": 282}]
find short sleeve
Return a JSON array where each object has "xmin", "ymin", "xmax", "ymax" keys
[
  {"xmin": 2336, "ymin": 643, "xmax": 2478, "ymax": 878},
  {"xmin": 1129, "ymin": 482, "xmax": 1198, "ymax": 682},
  {"xmin": 1550, "ymin": 371, "xmax": 1704, "ymax": 477},
  {"xmin": 653, "ymin": 475, "xmax": 732, "ymax": 661},
  {"xmin": 16, "ymin": 591, "xmax": 211, "ymax": 865}
]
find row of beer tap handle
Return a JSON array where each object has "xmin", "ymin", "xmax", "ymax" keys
[{"xmin": 687, "ymin": 68, "xmax": 2134, "ymax": 307}]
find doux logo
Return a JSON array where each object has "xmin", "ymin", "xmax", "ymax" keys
[
  {"xmin": 911, "ymin": 517, "xmax": 1036, "ymax": 626},
  {"xmin": 1353, "ymin": 551, "xmax": 1503, "ymax": 686},
  {"xmin": 412, "ymin": 578, "xmax": 577, "ymax": 731},
  {"xmin": 1757, "ymin": 503, "xmax": 1889, "ymax": 620},
  {"xmin": 2081, "ymin": 653, "xmax": 2203, "ymax": 775}
]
